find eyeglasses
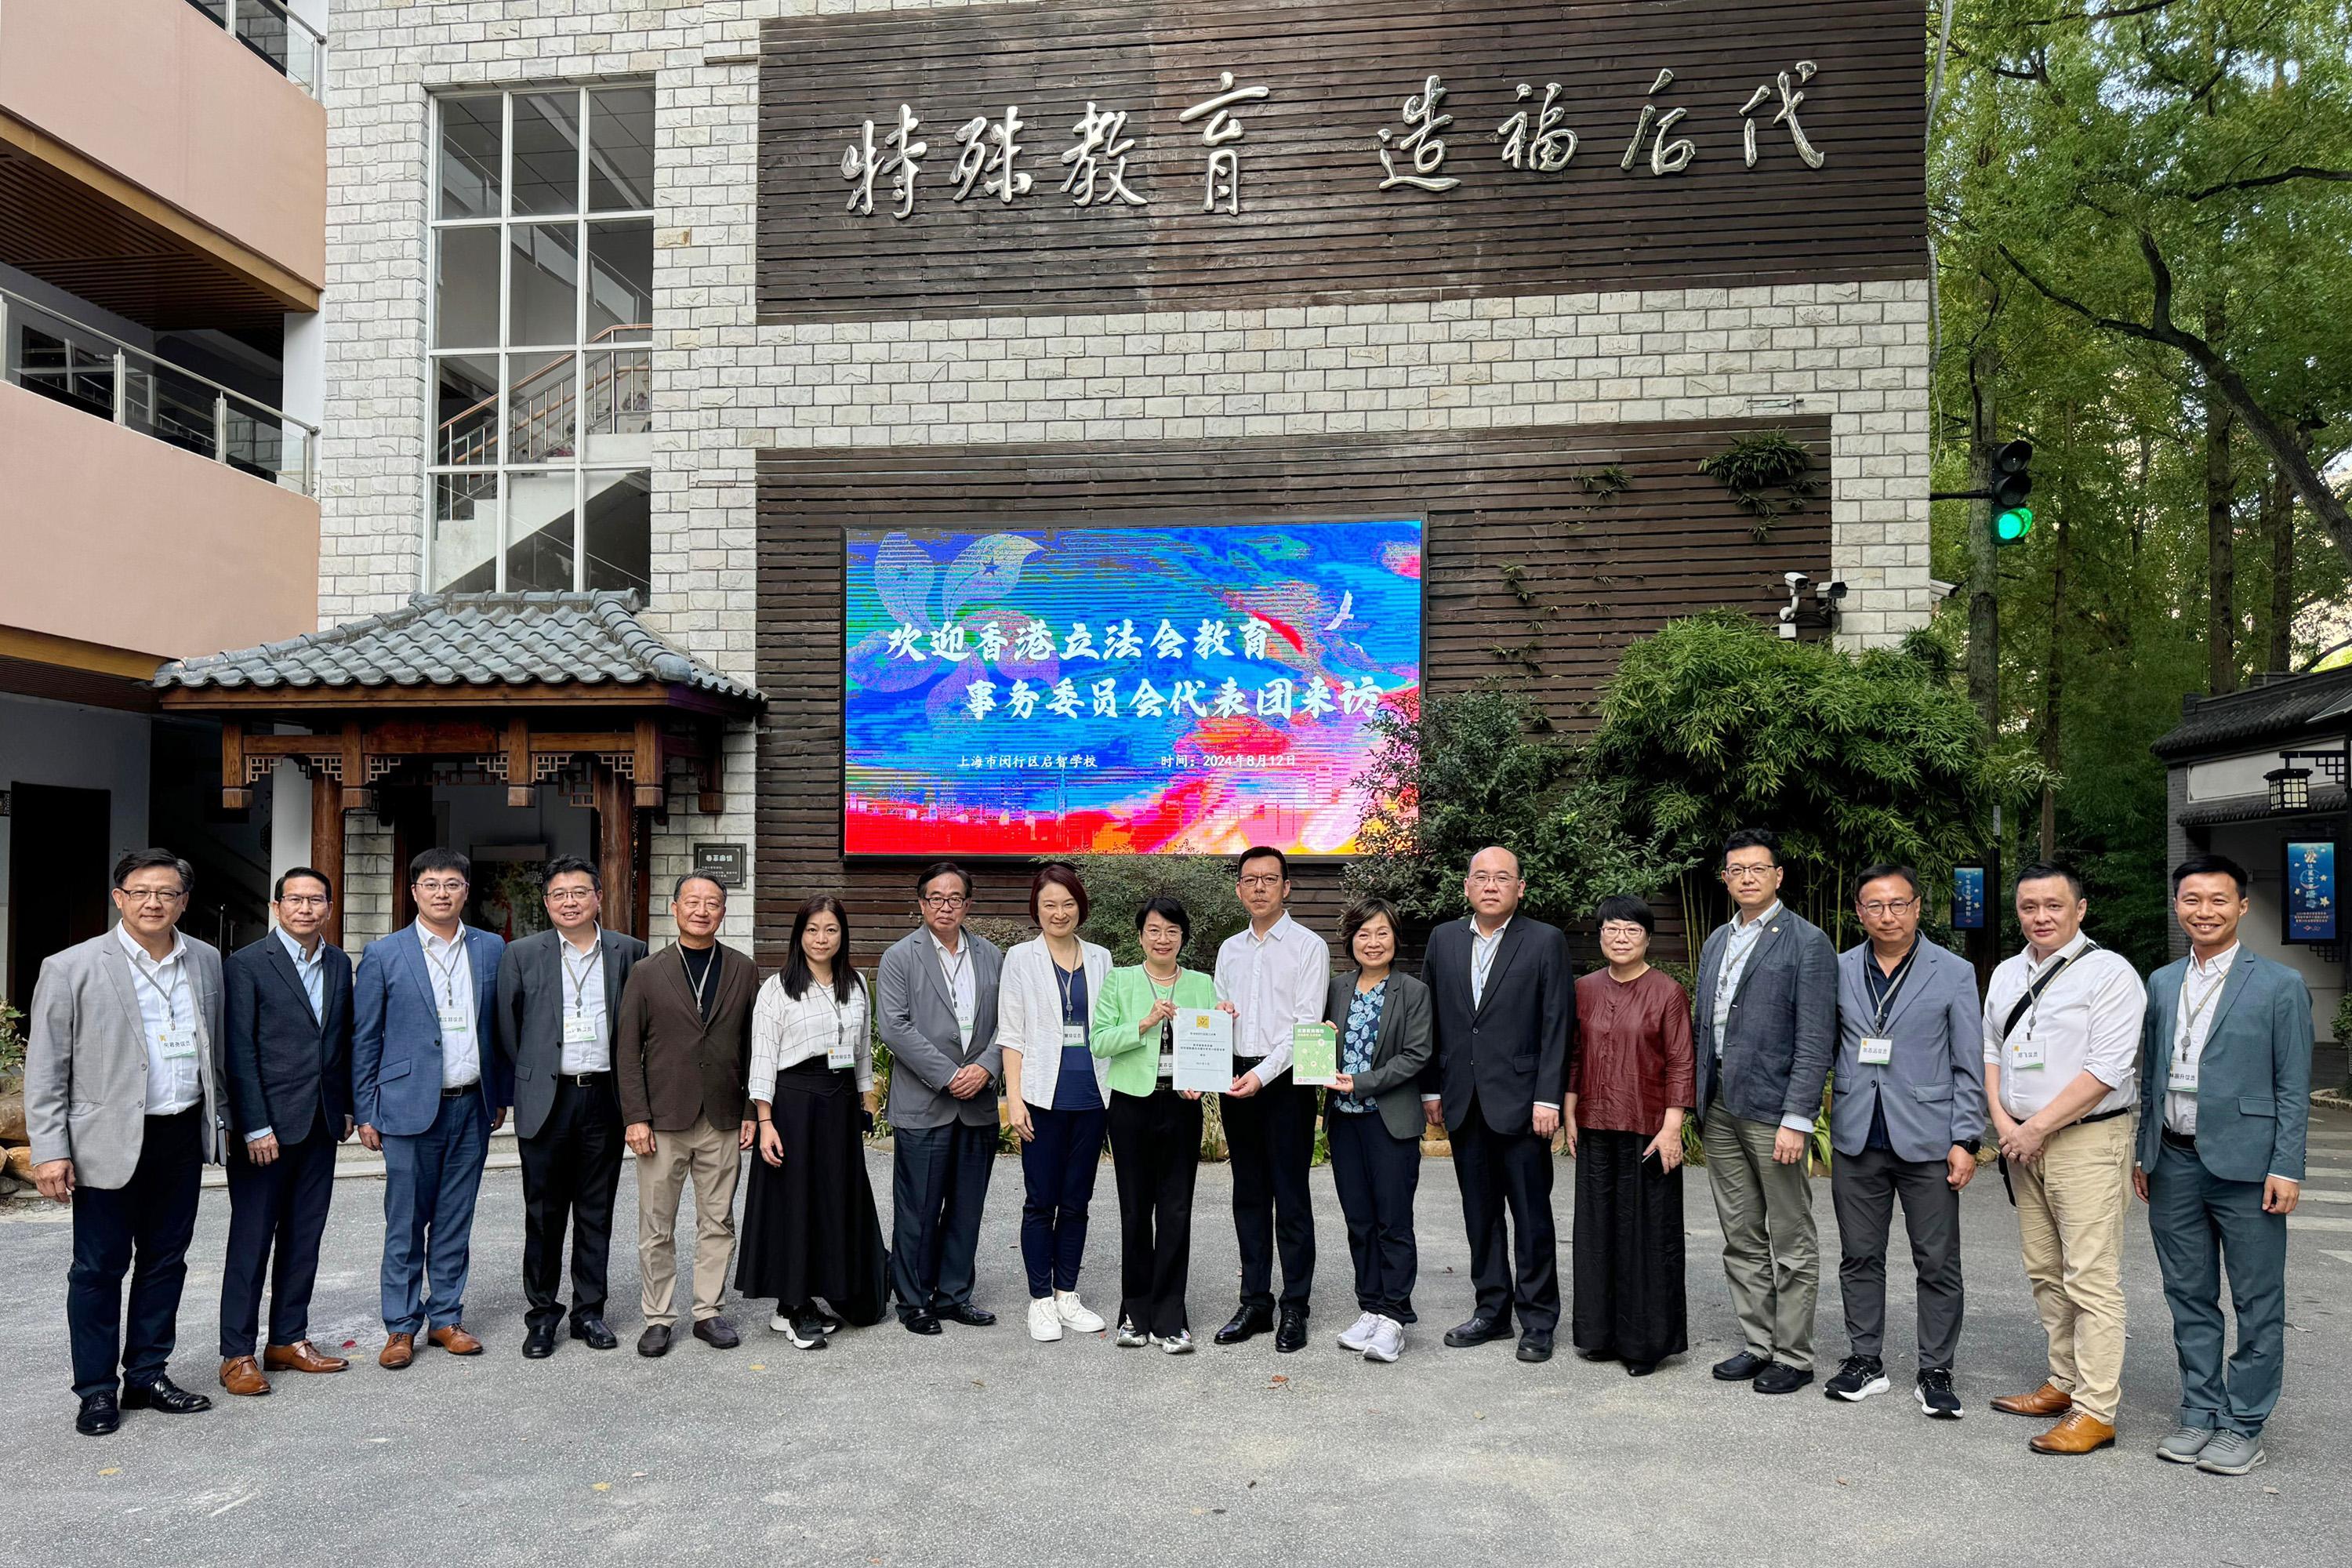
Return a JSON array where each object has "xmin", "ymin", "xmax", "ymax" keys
[
  {"xmin": 546, "ymin": 888, "xmax": 596, "ymax": 902},
  {"xmin": 1721, "ymin": 863, "xmax": 1777, "ymax": 882},
  {"xmin": 278, "ymin": 895, "xmax": 331, "ymax": 910},
  {"xmin": 118, "ymin": 887, "xmax": 187, "ymax": 906},
  {"xmin": 1857, "ymin": 898, "xmax": 1918, "ymax": 917},
  {"xmin": 415, "ymin": 880, "xmax": 468, "ymax": 895},
  {"xmin": 920, "ymin": 893, "xmax": 967, "ymax": 909},
  {"xmin": 1468, "ymin": 872, "xmax": 1519, "ymax": 887},
  {"xmin": 1237, "ymin": 875, "xmax": 1284, "ymax": 891},
  {"xmin": 1598, "ymin": 922, "xmax": 1648, "ymax": 939}
]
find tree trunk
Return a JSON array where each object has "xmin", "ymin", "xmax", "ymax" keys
[
  {"xmin": 2263, "ymin": 461, "xmax": 2296, "ymax": 674},
  {"xmin": 1965, "ymin": 317, "xmax": 2000, "ymax": 732},
  {"xmin": 2203, "ymin": 301, "xmax": 2236, "ymax": 695}
]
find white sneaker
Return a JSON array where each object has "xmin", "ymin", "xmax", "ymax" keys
[
  {"xmin": 1055, "ymin": 1290, "xmax": 1106, "ymax": 1334},
  {"xmin": 1159, "ymin": 1330, "xmax": 1195, "ymax": 1355},
  {"xmin": 768, "ymin": 1311, "xmax": 791, "ymax": 1334},
  {"xmin": 1363, "ymin": 1316, "xmax": 1404, "ymax": 1363},
  {"xmin": 1336, "ymin": 1310, "xmax": 1381, "ymax": 1352},
  {"xmin": 1028, "ymin": 1297, "xmax": 1063, "ymax": 1342}
]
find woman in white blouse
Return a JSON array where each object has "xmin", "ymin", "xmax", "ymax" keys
[
  {"xmin": 999, "ymin": 862, "xmax": 1115, "ymax": 1343},
  {"xmin": 736, "ymin": 895, "xmax": 887, "ymax": 1348}
]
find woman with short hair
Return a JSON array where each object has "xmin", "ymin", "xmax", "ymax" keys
[
  {"xmin": 1321, "ymin": 898, "xmax": 1435, "ymax": 1363},
  {"xmin": 1566, "ymin": 895, "xmax": 1696, "ymax": 1376},
  {"xmin": 1091, "ymin": 896, "xmax": 1216, "ymax": 1353},
  {"xmin": 998, "ymin": 862, "xmax": 1115, "ymax": 1343}
]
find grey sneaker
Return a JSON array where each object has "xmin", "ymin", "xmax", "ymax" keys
[
  {"xmin": 2195, "ymin": 1430, "xmax": 2266, "ymax": 1475},
  {"xmin": 2156, "ymin": 1424, "xmax": 2215, "ymax": 1464},
  {"xmin": 1158, "ymin": 1330, "xmax": 1196, "ymax": 1356},
  {"xmin": 1336, "ymin": 1311, "xmax": 1381, "ymax": 1352},
  {"xmin": 1362, "ymin": 1316, "xmax": 1404, "ymax": 1363},
  {"xmin": 1115, "ymin": 1318, "xmax": 1149, "ymax": 1348}
]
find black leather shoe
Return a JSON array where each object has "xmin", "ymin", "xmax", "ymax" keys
[
  {"xmin": 75, "ymin": 1393, "xmax": 120, "ymax": 1437},
  {"xmin": 937, "ymin": 1303, "xmax": 996, "ymax": 1328},
  {"xmin": 1713, "ymin": 1349, "xmax": 1772, "ymax": 1381},
  {"xmin": 522, "ymin": 1323, "xmax": 557, "ymax": 1359},
  {"xmin": 902, "ymin": 1312, "xmax": 943, "ymax": 1336},
  {"xmin": 692, "ymin": 1316, "xmax": 741, "ymax": 1349},
  {"xmin": 1753, "ymin": 1362, "xmax": 1814, "ymax": 1396},
  {"xmin": 571, "ymin": 1316, "xmax": 619, "ymax": 1351},
  {"xmin": 1516, "ymin": 1330, "xmax": 1555, "ymax": 1363},
  {"xmin": 1274, "ymin": 1307, "xmax": 1308, "ymax": 1354},
  {"xmin": 637, "ymin": 1324, "xmax": 673, "ymax": 1358},
  {"xmin": 1443, "ymin": 1315, "xmax": 1512, "ymax": 1348},
  {"xmin": 120, "ymin": 1376, "xmax": 210, "ymax": 1414},
  {"xmin": 1214, "ymin": 1306, "xmax": 1274, "ymax": 1346}
]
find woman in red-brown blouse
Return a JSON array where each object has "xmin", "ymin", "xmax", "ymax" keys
[{"xmin": 1565, "ymin": 895, "xmax": 1697, "ymax": 1375}]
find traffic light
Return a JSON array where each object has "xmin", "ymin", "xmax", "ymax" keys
[{"xmin": 1991, "ymin": 440, "xmax": 2034, "ymax": 543}]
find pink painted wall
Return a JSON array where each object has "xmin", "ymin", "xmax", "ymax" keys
[
  {"xmin": 0, "ymin": 0, "xmax": 326, "ymax": 290},
  {"xmin": 0, "ymin": 383, "xmax": 318, "ymax": 660}
]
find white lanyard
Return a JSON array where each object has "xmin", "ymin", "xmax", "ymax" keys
[
  {"xmin": 2177, "ymin": 962, "xmax": 2228, "ymax": 1042},
  {"xmin": 131, "ymin": 955, "xmax": 187, "ymax": 1022}
]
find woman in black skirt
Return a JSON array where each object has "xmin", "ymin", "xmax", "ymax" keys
[
  {"xmin": 1565, "ymin": 895, "xmax": 1696, "ymax": 1376},
  {"xmin": 739, "ymin": 895, "xmax": 888, "ymax": 1348}
]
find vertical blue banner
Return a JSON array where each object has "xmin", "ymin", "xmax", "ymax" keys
[
  {"xmin": 1951, "ymin": 865, "xmax": 1986, "ymax": 932},
  {"xmin": 2285, "ymin": 840, "xmax": 2336, "ymax": 943}
]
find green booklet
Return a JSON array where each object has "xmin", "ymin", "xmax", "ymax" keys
[{"xmin": 1291, "ymin": 1021, "xmax": 1338, "ymax": 1086}]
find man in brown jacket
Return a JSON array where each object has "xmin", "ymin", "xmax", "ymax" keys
[{"xmin": 615, "ymin": 873, "xmax": 755, "ymax": 1357}]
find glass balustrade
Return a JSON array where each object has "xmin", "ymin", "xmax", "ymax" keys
[{"xmin": 181, "ymin": 0, "xmax": 326, "ymax": 100}]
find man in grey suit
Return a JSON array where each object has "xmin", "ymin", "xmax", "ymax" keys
[
  {"xmin": 877, "ymin": 861, "xmax": 1005, "ymax": 1334},
  {"xmin": 493, "ymin": 856, "xmax": 648, "ymax": 1359},
  {"xmin": 1692, "ymin": 828, "xmax": 1838, "ymax": 1395},
  {"xmin": 2135, "ymin": 852, "xmax": 2311, "ymax": 1477},
  {"xmin": 25, "ymin": 849, "xmax": 228, "ymax": 1436},
  {"xmin": 1823, "ymin": 864, "xmax": 1984, "ymax": 1420}
]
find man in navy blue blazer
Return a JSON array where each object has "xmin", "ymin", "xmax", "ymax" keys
[
  {"xmin": 217, "ymin": 866, "xmax": 356, "ymax": 1397},
  {"xmin": 354, "ymin": 849, "xmax": 508, "ymax": 1370}
]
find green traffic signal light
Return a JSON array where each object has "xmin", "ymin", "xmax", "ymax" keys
[{"xmin": 1995, "ymin": 505, "xmax": 2034, "ymax": 543}]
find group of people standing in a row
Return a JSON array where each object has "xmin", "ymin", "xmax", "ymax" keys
[{"xmin": 22, "ymin": 833, "xmax": 2312, "ymax": 1478}]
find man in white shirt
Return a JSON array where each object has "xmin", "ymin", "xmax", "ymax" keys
[
  {"xmin": 494, "ymin": 857, "xmax": 647, "ymax": 1359},
  {"xmin": 1982, "ymin": 862, "xmax": 2145, "ymax": 1454},
  {"xmin": 1211, "ymin": 847, "xmax": 1330, "ymax": 1353},
  {"xmin": 25, "ymin": 850, "xmax": 227, "ymax": 1436},
  {"xmin": 2132, "ymin": 853, "xmax": 2310, "ymax": 1477}
]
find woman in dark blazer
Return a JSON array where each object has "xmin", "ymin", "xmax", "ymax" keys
[{"xmin": 1321, "ymin": 898, "xmax": 1434, "ymax": 1363}]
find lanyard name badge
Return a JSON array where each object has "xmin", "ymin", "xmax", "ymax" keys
[
  {"xmin": 1056, "ymin": 962, "xmax": 1087, "ymax": 1053},
  {"xmin": 136, "ymin": 961, "xmax": 197, "ymax": 1059},
  {"xmin": 826, "ymin": 988, "xmax": 856, "ymax": 1071},
  {"xmin": 942, "ymin": 943, "xmax": 975, "ymax": 1047},
  {"xmin": 2170, "ymin": 964, "xmax": 2228, "ymax": 1093},
  {"xmin": 2003, "ymin": 942, "xmax": 2091, "ymax": 1073},
  {"xmin": 1858, "ymin": 945, "xmax": 1918, "ymax": 1066},
  {"xmin": 563, "ymin": 945, "xmax": 602, "ymax": 1047},
  {"xmin": 1151, "ymin": 975, "xmax": 1177, "ymax": 1080},
  {"xmin": 428, "ymin": 942, "xmax": 472, "ymax": 1042}
]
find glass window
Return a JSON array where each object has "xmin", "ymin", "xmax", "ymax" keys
[
  {"xmin": 426, "ymin": 86, "xmax": 655, "ymax": 594},
  {"xmin": 588, "ymin": 86, "xmax": 655, "ymax": 211}
]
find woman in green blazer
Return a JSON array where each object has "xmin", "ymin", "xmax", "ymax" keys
[{"xmin": 1092, "ymin": 895, "xmax": 1219, "ymax": 1352}]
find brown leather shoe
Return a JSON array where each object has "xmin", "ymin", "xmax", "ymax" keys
[
  {"xmin": 2028, "ymin": 1410, "xmax": 2117, "ymax": 1455},
  {"xmin": 218, "ymin": 1356, "xmax": 270, "ymax": 1396},
  {"xmin": 264, "ymin": 1340, "xmax": 349, "ymax": 1374},
  {"xmin": 1991, "ymin": 1381, "xmax": 2074, "ymax": 1417},
  {"xmin": 379, "ymin": 1333, "xmax": 416, "ymax": 1370},
  {"xmin": 428, "ymin": 1324, "xmax": 485, "ymax": 1356}
]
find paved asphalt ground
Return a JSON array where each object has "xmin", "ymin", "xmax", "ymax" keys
[{"xmin": 5, "ymin": 1104, "xmax": 2350, "ymax": 1567}]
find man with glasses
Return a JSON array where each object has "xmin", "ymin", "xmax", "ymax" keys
[
  {"xmin": 1210, "ymin": 846, "xmax": 1331, "ymax": 1352},
  {"xmin": 26, "ymin": 849, "xmax": 227, "ymax": 1436},
  {"xmin": 1822, "ymin": 864, "xmax": 1984, "ymax": 1420},
  {"xmin": 877, "ymin": 862, "xmax": 1005, "ymax": 1334},
  {"xmin": 216, "ymin": 867, "xmax": 356, "ymax": 1399},
  {"xmin": 494, "ymin": 857, "xmax": 648, "ymax": 1359},
  {"xmin": 1693, "ymin": 828, "xmax": 1838, "ymax": 1395},
  {"xmin": 354, "ymin": 848, "xmax": 508, "ymax": 1370}
]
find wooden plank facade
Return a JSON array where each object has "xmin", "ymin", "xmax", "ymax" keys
[
  {"xmin": 754, "ymin": 417, "xmax": 1831, "ymax": 964},
  {"xmin": 757, "ymin": 0, "xmax": 1926, "ymax": 321}
]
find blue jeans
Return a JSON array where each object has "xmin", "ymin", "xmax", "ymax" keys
[
  {"xmin": 1020, "ymin": 1104, "xmax": 1107, "ymax": 1297},
  {"xmin": 379, "ymin": 1091, "xmax": 490, "ymax": 1334},
  {"xmin": 2147, "ymin": 1135, "xmax": 2288, "ymax": 1438}
]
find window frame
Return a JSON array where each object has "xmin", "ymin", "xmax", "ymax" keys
[{"xmin": 423, "ymin": 84, "xmax": 655, "ymax": 596}]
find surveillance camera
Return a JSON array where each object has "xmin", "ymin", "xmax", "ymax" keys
[
  {"xmin": 1824, "ymin": 580, "xmax": 1848, "ymax": 601},
  {"xmin": 1784, "ymin": 571, "xmax": 1810, "ymax": 589}
]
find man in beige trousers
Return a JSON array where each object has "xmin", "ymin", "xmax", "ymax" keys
[
  {"xmin": 1983, "ymin": 862, "xmax": 2146, "ymax": 1454},
  {"xmin": 615, "ymin": 873, "xmax": 755, "ymax": 1358}
]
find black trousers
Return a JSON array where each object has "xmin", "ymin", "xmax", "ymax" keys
[
  {"xmin": 1221, "ymin": 1064, "xmax": 1317, "ymax": 1312},
  {"xmin": 1450, "ymin": 1096, "xmax": 1560, "ymax": 1330},
  {"xmin": 1831, "ymin": 1142, "xmax": 1963, "ymax": 1370},
  {"xmin": 517, "ymin": 1073, "xmax": 625, "ymax": 1330},
  {"xmin": 218, "ymin": 1113, "xmax": 338, "ymax": 1357},
  {"xmin": 890, "ymin": 1120, "xmax": 996, "ymax": 1316},
  {"xmin": 67, "ymin": 1106, "xmax": 203, "ymax": 1399},
  {"xmin": 1108, "ymin": 1087, "xmax": 1202, "ymax": 1338},
  {"xmin": 1570, "ymin": 1128, "xmax": 1686, "ymax": 1366},
  {"xmin": 1327, "ymin": 1109, "xmax": 1421, "ymax": 1321}
]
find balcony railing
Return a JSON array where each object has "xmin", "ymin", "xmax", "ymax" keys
[
  {"xmin": 182, "ymin": 0, "xmax": 325, "ymax": 100},
  {"xmin": 0, "ymin": 286, "xmax": 318, "ymax": 496}
]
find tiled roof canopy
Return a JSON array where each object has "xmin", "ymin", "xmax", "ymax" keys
[
  {"xmin": 154, "ymin": 591, "xmax": 760, "ymax": 707},
  {"xmin": 2151, "ymin": 669, "xmax": 2352, "ymax": 762}
]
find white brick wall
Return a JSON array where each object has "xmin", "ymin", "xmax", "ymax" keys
[{"xmin": 320, "ymin": 0, "xmax": 1932, "ymax": 942}]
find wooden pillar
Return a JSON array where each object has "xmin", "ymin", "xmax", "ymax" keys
[
  {"xmin": 505, "ymin": 717, "xmax": 532, "ymax": 809},
  {"xmin": 220, "ymin": 720, "xmax": 251, "ymax": 810},
  {"xmin": 593, "ymin": 760, "xmax": 637, "ymax": 939},
  {"xmin": 632, "ymin": 717, "xmax": 662, "ymax": 810},
  {"xmin": 309, "ymin": 768, "xmax": 344, "ymax": 948}
]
